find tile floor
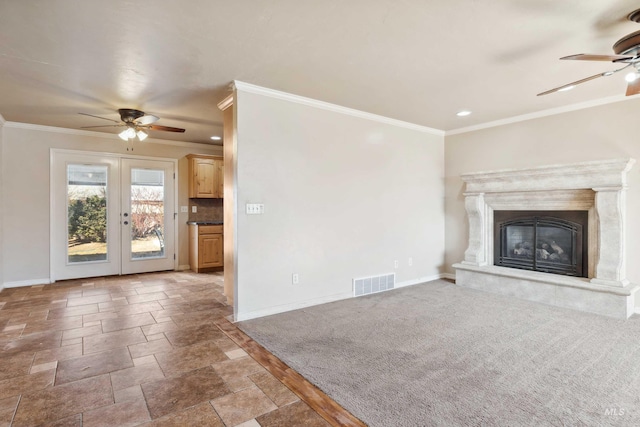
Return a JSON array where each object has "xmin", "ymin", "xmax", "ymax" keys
[{"xmin": 0, "ymin": 271, "xmax": 364, "ymax": 426}]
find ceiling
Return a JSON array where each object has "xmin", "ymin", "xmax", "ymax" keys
[{"xmin": 1, "ymin": 0, "xmax": 640, "ymax": 145}]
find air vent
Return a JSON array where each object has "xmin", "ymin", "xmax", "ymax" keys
[{"xmin": 353, "ymin": 273, "xmax": 395, "ymax": 297}]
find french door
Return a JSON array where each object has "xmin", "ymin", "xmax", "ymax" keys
[
  {"xmin": 121, "ymin": 158, "xmax": 175, "ymax": 274},
  {"xmin": 52, "ymin": 151, "xmax": 176, "ymax": 281}
]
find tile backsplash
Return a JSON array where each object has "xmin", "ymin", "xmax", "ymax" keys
[{"xmin": 189, "ymin": 198, "xmax": 223, "ymax": 222}]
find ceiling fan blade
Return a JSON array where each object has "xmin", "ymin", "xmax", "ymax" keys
[
  {"xmin": 80, "ymin": 125, "xmax": 124, "ymax": 129},
  {"xmin": 561, "ymin": 53, "xmax": 633, "ymax": 62},
  {"xmin": 78, "ymin": 112, "xmax": 121, "ymax": 123},
  {"xmin": 148, "ymin": 124, "xmax": 186, "ymax": 133},
  {"xmin": 626, "ymin": 79, "xmax": 640, "ymax": 96},
  {"xmin": 136, "ymin": 114, "xmax": 159, "ymax": 125},
  {"xmin": 537, "ymin": 61, "xmax": 634, "ymax": 96},
  {"xmin": 537, "ymin": 72, "xmax": 607, "ymax": 96}
]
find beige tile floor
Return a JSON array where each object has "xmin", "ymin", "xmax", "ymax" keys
[{"xmin": 0, "ymin": 271, "xmax": 361, "ymax": 426}]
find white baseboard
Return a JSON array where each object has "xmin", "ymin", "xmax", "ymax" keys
[
  {"xmin": 234, "ymin": 274, "xmax": 457, "ymax": 322},
  {"xmin": 442, "ymin": 272, "xmax": 456, "ymax": 280},
  {"xmin": 395, "ymin": 273, "xmax": 453, "ymax": 288},
  {"xmin": 4, "ymin": 278, "xmax": 52, "ymax": 288},
  {"xmin": 235, "ymin": 292, "xmax": 353, "ymax": 322},
  {"xmin": 177, "ymin": 265, "xmax": 191, "ymax": 271}
]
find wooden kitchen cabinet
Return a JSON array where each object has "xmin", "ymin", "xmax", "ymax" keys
[
  {"xmin": 187, "ymin": 154, "xmax": 223, "ymax": 198},
  {"xmin": 189, "ymin": 224, "xmax": 223, "ymax": 272}
]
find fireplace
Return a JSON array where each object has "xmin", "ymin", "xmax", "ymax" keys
[
  {"xmin": 494, "ymin": 210, "xmax": 588, "ymax": 277},
  {"xmin": 452, "ymin": 159, "xmax": 637, "ymax": 319}
]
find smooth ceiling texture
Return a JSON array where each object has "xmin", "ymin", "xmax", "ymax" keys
[{"xmin": 1, "ymin": 0, "xmax": 640, "ymax": 144}]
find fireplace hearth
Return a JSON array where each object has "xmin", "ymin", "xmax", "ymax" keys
[
  {"xmin": 494, "ymin": 210, "xmax": 588, "ymax": 277},
  {"xmin": 452, "ymin": 159, "xmax": 638, "ymax": 319}
]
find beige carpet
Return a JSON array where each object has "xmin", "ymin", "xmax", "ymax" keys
[{"xmin": 238, "ymin": 280, "xmax": 640, "ymax": 426}]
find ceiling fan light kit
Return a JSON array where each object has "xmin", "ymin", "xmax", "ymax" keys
[
  {"xmin": 538, "ymin": 8, "xmax": 640, "ymax": 97},
  {"xmin": 136, "ymin": 130, "xmax": 148, "ymax": 141}
]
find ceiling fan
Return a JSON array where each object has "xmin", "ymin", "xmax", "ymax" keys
[
  {"xmin": 538, "ymin": 8, "xmax": 640, "ymax": 97},
  {"xmin": 79, "ymin": 108, "xmax": 186, "ymax": 142}
]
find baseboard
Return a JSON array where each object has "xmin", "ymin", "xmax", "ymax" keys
[
  {"xmin": 4, "ymin": 278, "xmax": 52, "ymax": 288},
  {"xmin": 395, "ymin": 273, "xmax": 452, "ymax": 288},
  {"xmin": 177, "ymin": 264, "xmax": 191, "ymax": 271},
  {"xmin": 235, "ymin": 274, "xmax": 455, "ymax": 322},
  {"xmin": 235, "ymin": 292, "xmax": 353, "ymax": 322},
  {"xmin": 442, "ymin": 272, "xmax": 456, "ymax": 280}
]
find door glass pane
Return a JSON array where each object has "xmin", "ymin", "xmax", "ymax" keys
[
  {"xmin": 67, "ymin": 164, "xmax": 108, "ymax": 263},
  {"xmin": 537, "ymin": 226, "xmax": 572, "ymax": 264},
  {"xmin": 505, "ymin": 225, "xmax": 534, "ymax": 259},
  {"xmin": 130, "ymin": 168, "xmax": 165, "ymax": 259}
]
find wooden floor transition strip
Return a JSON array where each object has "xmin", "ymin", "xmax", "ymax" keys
[{"xmin": 215, "ymin": 317, "xmax": 367, "ymax": 427}]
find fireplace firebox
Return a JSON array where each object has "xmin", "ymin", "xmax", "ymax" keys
[{"xmin": 494, "ymin": 211, "xmax": 588, "ymax": 277}]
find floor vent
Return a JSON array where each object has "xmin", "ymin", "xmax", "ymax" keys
[{"xmin": 353, "ymin": 273, "xmax": 395, "ymax": 297}]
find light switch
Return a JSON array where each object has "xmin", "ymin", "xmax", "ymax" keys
[
  {"xmin": 246, "ymin": 203, "xmax": 265, "ymax": 215},
  {"xmin": 180, "ymin": 206, "xmax": 188, "ymax": 213}
]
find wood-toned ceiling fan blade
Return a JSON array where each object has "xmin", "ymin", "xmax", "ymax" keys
[
  {"xmin": 626, "ymin": 79, "xmax": 640, "ymax": 96},
  {"xmin": 136, "ymin": 115, "xmax": 159, "ymax": 125},
  {"xmin": 561, "ymin": 53, "xmax": 633, "ymax": 62},
  {"xmin": 80, "ymin": 125, "xmax": 124, "ymax": 129},
  {"xmin": 148, "ymin": 125, "xmax": 186, "ymax": 133},
  {"xmin": 537, "ymin": 72, "xmax": 607, "ymax": 96},
  {"xmin": 78, "ymin": 112, "xmax": 122, "ymax": 123}
]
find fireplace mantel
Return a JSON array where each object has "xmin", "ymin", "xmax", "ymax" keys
[{"xmin": 452, "ymin": 159, "xmax": 638, "ymax": 318}]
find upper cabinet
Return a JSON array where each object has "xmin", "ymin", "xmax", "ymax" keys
[{"xmin": 187, "ymin": 154, "xmax": 224, "ymax": 198}]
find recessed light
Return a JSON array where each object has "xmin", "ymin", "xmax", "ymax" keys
[
  {"xmin": 210, "ymin": 136, "xmax": 221, "ymax": 140},
  {"xmin": 558, "ymin": 85, "xmax": 575, "ymax": 92},
  {"xmin": 456, "ymin": 110, "xmax": 471, "ymax": 117}
]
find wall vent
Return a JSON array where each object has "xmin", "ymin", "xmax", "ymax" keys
[{"xmin": 353, "ymin": 273, "xmax": 395, "ymax": 297}]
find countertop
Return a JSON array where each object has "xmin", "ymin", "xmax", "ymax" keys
[{"xmin": 187, "ymin": 221, "xmax": 223, "ymax": 225}]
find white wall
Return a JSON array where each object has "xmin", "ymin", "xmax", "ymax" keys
[
  {"xmin": 1, "ymin": 124, "xmax": 220, "ymax": 286},
  {"xmin": 234, "ymin": 88, "xmax": 445, "ymax": 320},
  {"xmin": 444, "ymin": 98, "xmax": 640, "ymax": 306}
]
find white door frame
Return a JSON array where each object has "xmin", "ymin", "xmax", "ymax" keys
[{"xmin": 50, "ymin": 148, "xmax": 178, "ymax": 282}]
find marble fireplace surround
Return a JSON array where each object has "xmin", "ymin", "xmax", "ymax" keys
[{"xmin": 452, "ymin": 158, "xmax": 638, "ymax": 318}]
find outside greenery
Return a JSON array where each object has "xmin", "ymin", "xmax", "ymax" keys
[{"xmin": 68, "ymin": 194, "xmax": 107, "ymax": 244}]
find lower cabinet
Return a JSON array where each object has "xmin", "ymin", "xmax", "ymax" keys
[{"xmin": 189, "ymin": 224, "xmax": 223, "ymax": 272}]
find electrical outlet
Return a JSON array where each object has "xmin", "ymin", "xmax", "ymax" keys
[
  {"xmin": 408, "ymin": 257, "xmax": 413, "ymax": 266},
  {"xmin": 180, "ymin": 206, "xmax": 188, "ymax": 213},
  {"xmin": 191, "ymin": 206, "xmax": 197, "ymax": 213},
  {"xmin": 292, "ymin": 273, "xmax": 299, "ymax": 285},
  {"xmin": 394, "ymin": 260, "xmax": 399, "ymax": 269}
]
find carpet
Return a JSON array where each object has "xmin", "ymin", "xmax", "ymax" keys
[{"xmin": 238, "ymin": 280, "xmax": 640, "ymax": 426}]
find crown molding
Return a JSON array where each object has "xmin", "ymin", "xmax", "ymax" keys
[
  {"xmin": 3, "ymin": 121, "xmax": 220, "ymax": 150},
  {"xmin": 446, "ymin": 93, "xmax": 640, "ymax": 136},
  {"xmin": 232, "ymin": 80, "xmax": 444, "ymax": 136},
  {"xmin": 217, "ymin": 94, "xmax": 234, "ymax": 111}
]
